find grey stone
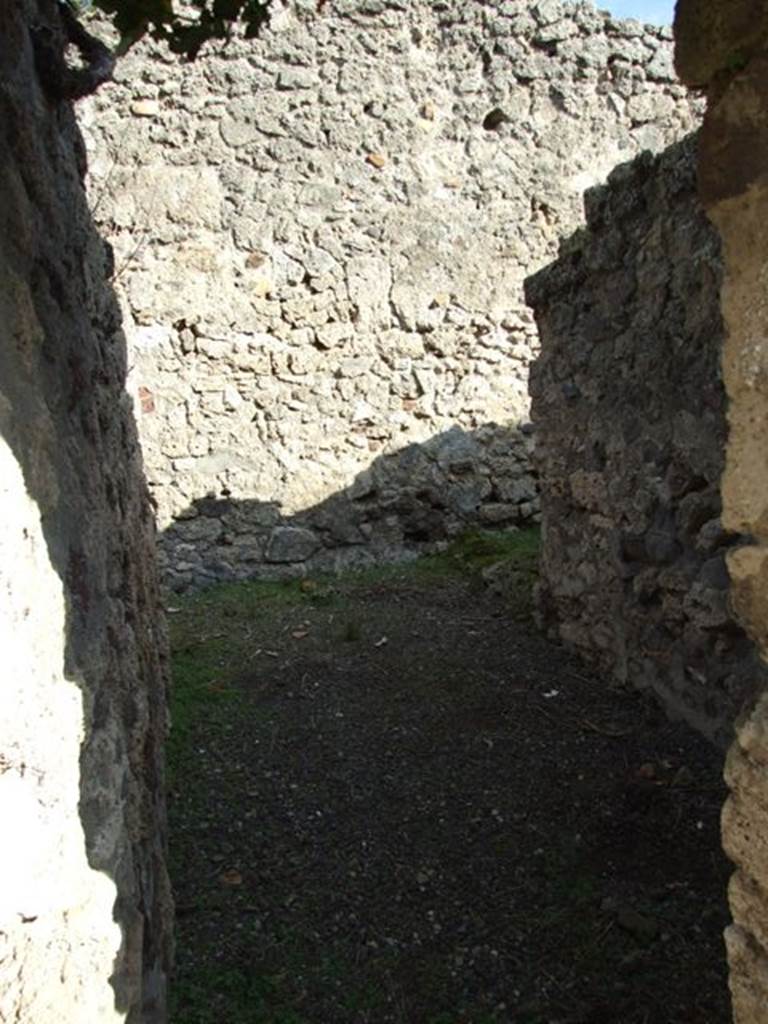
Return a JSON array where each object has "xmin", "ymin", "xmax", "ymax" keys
[
  {"xmin": 479, "ymin": 503, "xmax": 519, "ymax": 524},
  {"xmin": 348, "ymin": 469, "xmax": 377, "ymax": 501},
  {"xmin": 277, "ymin": 68, "xmax": 317, "ymax": 90},
  {"xmin": 265, "ymin": 527, "xmax": 320, "ymax": 563},
  {"xmin": 645, "ymin": 528, "xmax": 680, "ymax": 566},
  {"xmin": 170, "ymin": 516, "xmax": 224, "ymax": 542},
  {"xmin": 435, "ymin": 431, "xmax": 481, "ymax": 474},
  {"xmin": 646, "ymin": 47, "xmax": 675, "ymax": 81},
  {"xmin": 446, "ymin": 478, "xmax": 493, "ymax": 517},
  {"xmin": 696, "ymin": 517, "xmax": 728, "ymax": 554},
  {"xmin": 533, "ymin": 0, "xmax": 565, "ymax": 26},
  {"xmin": 497, "ymin": 477, "xmax": 538, "ymax": 504},
  {"xmin": 699, "ymin": 554, "xmax": 730, "ymax": 590}
]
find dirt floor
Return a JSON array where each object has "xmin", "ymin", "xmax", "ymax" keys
[{"xmin": 167, "ymin": 531, "xmax": 732, "ymax": 1024}]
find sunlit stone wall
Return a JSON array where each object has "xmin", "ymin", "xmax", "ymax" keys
[{"xmin": 80, "ymin": 0, "xmax": 699, "ymax": 588}]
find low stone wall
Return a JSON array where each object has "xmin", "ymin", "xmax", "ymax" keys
[
  {"xmin": 0, "ymin": 3, "xmax": 171, "ymax": 1020},
  {"xmin": 526, "ymin": 134, "xmax": 766, "ymax": 747},
  {"xmin": 79, "ymin": 0, "xmax": 700, "ymax": 588},
  {"xmin": 161, "ymin": 422, "xmax": 538, "ymax": 584}
]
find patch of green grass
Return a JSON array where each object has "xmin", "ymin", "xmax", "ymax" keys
[
  {"xmin": 171, "ymin": 576, "xmax": 326, "ymax": 632},
  {"xmin": 166, "ymin": 577, "xmax": 336, "ymax": 778},
  {"xmin": 344, "ymin": 526, "xmax": 540, "ymax": 585},
  {"xmin": 166, "ymin": 527, "xmax": 540, "ymax": 776},
  {"xmin": 170, "ymin": 964, "xmax": 307, "ymax": 1024},
  {"xmin": 166, "ymin": 637, "xmax": 242, "ymax": 782},
  {"xmin": 436, "ymin": 526, "xmax": 540, "ymax": 620},
  {"xmin": 338, "ymin": 977, "xmax": 385, "ymax": 1015},
  {"xmin": 447, "ymin": 525, "xmax": 539, "ymax": 567},
  {"xmin": 413, "ymin": 525, "xmax": 539, "ymax": 580}
]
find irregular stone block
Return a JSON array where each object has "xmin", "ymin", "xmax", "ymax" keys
[{"xmin": 265, "ymin": 526, "xmax": 320, "ymax": 563}]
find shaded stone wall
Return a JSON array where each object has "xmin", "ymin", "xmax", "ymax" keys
[
  {"xmin": 526, "ymin": 135, "xmax": 766, "ymax": 747},
  {"xmin": 79, "ymin": 0, "xmax": 700, "ymax": 589},
  {"xmin": 0, "ymin": 2, "xmax": 172, "ymax": 1020},
  {"xmin": 675, "ymin": 2, "xmax": 768, "ymax": 1020}
]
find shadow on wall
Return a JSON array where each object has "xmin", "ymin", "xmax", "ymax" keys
[
  {"xmin": 525, "ymin": 132, "xmax": 767, "ymax": 747},
  {"xmin": 0, "ymin": 5, "xmax": 170, "ymax": 1022},
  {"xmin": 158, "ymin": 422, "xmax": 539, "ymax": 591}
]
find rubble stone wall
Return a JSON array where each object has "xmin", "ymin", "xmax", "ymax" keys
[
  {"xmin": 526, "ymin": 135, "xmax": 767, "ymax": 747},
  {"xmin": 0, "ymin": 2, "xmax": 172, "ymax": 1020},
  {"xmin": 675, "ymin": 1, "xmax": 768, "ymax": 1019},
  {"xmin": 79, "ymin": 0, "xmax": 699, "ymax": 589}
]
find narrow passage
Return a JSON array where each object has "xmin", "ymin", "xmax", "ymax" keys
[{"xmin": 168, "ymin": 531, "xmax": 730, "ymax": 1024}]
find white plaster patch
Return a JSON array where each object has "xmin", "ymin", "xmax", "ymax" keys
[{"xmin": 0, "ymin": 437, "xmax": 124, "ymax": 1023}]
